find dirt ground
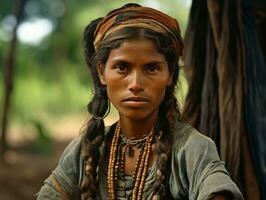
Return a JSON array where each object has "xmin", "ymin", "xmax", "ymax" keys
[
  {"xmin": 0, "ymin": 116, "xmax": 84, "ymax": 200},
  {"xmin": 0, "ymin": 115, "xmax": 118, "ymax": 200},
  {"xmin": 0, "ymin": 140, "xmax": 70, "ymax": 200}
]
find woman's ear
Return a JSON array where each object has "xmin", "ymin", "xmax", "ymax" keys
[{"xmin": 97, "ymin": 64, "xmax": 106, "ymax": 85}]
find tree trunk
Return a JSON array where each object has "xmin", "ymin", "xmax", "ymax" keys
[{"xmin": 0, "ymin": 0, "xmax": 27, "ymax": 162}]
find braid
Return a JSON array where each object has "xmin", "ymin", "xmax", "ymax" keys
[
  {"xmin": 152, "ymin": 98, "xmax": 175, "ymax": 199},
  {"xmin": 81, "ymin": 17, "xmax": 108, "ymax": 200},
  {"xmin": 152, "ymin": 58, "xmax": 180, "ymax": 199}
]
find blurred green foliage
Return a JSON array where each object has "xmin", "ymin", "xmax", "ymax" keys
[
  {"xmin": 0, "ymin": 0, "xmax": 190, "ymax": 125},
  {"xmin": 31, "ymin": 119, "xmax": 53, "ymax": 156}
]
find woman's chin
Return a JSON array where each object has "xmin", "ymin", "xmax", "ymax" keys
[{"xmin": 118, "ymin": 108, "xmax": 159, "ymax": 122}]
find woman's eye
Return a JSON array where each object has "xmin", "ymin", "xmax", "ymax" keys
[
  {"xmin": 146, "ymin": 65, "xmax": 159, "ymax": 73},
  {"xmin": 115, "ymin": 63, "xmax": 128, "ymax": 72}
]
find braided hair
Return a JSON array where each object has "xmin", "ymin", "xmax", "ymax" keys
[
  {"xmin": 81, "ymin": 17, "xmax": 106, "ymax": 199},
  {"xmin": 81, "ymin": 4, "xmax": 182, "ymax": 200}
]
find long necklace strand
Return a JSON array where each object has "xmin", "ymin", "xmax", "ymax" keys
[
  {"xmin": 132, "ymin": 132, "xmax": 153, "ymax": 200},
  {"xmin": 120, "ymin": 143, "xmax": 129, "ymax": 197},
  {"xmin": 132, "ymin": 140, "xmax": 147, "ymax": 199},
  {"xmin": 108, "ymin": 122, "xmax": 154, "ymax": 200},
  {"xmin": 120, "ymin": 142, "xmax": 146, "ymax": 198},
  {"xmin": 107, "ymin": 122, "xmax": 121, "ymax": 200},
  {"xmin": 137, "ymin": 136, "xmax": 153, "ymax": 200},
  {"xmin": 131, "ymin": 127, "xmax": 154, "ymax": 200}
]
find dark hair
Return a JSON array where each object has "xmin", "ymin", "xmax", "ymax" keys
[{"xmin": 81, "ymin": 12, "xmax": 182, "ymax": 200}]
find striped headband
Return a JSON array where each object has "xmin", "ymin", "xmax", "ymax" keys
[{"xmin": 94, "ymin": 5, "xmax": 184, "ymax": 56}]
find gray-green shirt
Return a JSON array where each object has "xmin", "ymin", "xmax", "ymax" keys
[{"xmin": 37, "ymin": 121, "xmax": 243, "ymax": 200}]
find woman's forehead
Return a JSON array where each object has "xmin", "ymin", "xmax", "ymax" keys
[{"xmin": 107, "ymin": 39, "xmax": 167, "ymax": 63}]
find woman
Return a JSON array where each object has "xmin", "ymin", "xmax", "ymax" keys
[{"xmin": 37, "ymin": 3, "xmax": 243, "ymax": 200}]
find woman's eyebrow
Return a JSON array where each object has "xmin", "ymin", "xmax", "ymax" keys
[
  {"xmin": 144, "ymin": 61, "xmax": 164, "ymax": 65},
  {"xmin": 111, "ymin": 59, "xmax": 131, "ymax": 65},
  {"xmin": 110, "ymin": 57, "xmax": 130, "ymax": 62},
  {"xmin": 110, "ymin": 58, "xmax": 165, "ymax": 66}
]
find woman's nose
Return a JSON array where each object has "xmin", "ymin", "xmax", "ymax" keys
[{"xmin": 128, "ymin": 71, "xmax": 144, "ymax": 93}]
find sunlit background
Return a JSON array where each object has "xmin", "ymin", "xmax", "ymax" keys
[{"xmin": 0, "ymin": 0, "xmax": 191, "ymax": 145}]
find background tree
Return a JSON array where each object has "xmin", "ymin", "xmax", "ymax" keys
[
  {"xmin": 182, "ymin": 0, "xmax": 266, "ymax": 199},
  {"xmin": 1, "ymin": 0, "xmax": 27, "ymax": 161}
]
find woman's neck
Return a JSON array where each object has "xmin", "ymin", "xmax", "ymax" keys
[{"xmin": 119, "ymin": 114, "xmax": 158, "ymax": 139}]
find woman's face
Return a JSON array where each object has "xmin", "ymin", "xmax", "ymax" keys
[{"xmin": 98, "ymin": 39, "xmax": 172, "ymax": 121}]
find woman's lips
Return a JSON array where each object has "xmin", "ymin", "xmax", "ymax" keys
[{"xmin": 123, "ymin": 96, "xmax": 149, "ymax": 107}]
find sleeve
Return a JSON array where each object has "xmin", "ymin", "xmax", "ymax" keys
[
  {"xmin": 169, "ymin": 129, "xmax": 243, "ymax": 200},
  {"xmin": 37, "ymin": 136, "xmax": 84, "ymax": 200}
]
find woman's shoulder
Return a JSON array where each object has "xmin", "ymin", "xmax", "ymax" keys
[
  {"xmin": 171, "ymin": 121, "xmax": 216, "ymax": 154},
  {"xmin": 59, "ymin": 135, "xmax": 83, "ymax": 162},
  {"xmin": 169, "ymin": 121, "xmax": 243, "ymax": 200},
  {"xmin": 52, "ymin": 134, "xmax": 84, "ymax": 184}
]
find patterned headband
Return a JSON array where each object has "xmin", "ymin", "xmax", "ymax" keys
[{"xmin": 94, "ymin": 5, "xmax": 184, "ymax": 56}]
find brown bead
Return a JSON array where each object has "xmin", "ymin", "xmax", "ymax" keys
[
  {"xmin": 152, "ymin": 194, "xmax": 159, "ymax": 200},
  {"xmin": 161, "ymin": 153, "xmax": 168, "ymax": 161},
  {"xmin": 156, "ymin": 169, "xmax": 162, "ymax": 177},
  {"xmin": 85, "ymin": 164, "xmax": 93, "ymax": 174},
  {"xmin": 88, "ymin": 157, "xmax": 93, "ymax": 163}
]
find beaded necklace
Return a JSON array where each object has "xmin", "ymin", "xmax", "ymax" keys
[
  {"xmin": 120, "ymin": 130, "xmax": 148, "ymax": 157},
  {"xmin": 118, "ymin": 140, "xmax": 145, "ymax": 198},
  {"xmin": 107, "ymin": 121, "xmax": 154, "ymax": 200}
]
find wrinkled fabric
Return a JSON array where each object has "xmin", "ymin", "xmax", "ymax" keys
[
  {"xmin": 183, "ymin": 0, "xmax": 244, "ymax": 183},
  {"xmin": 37, "ymin": 121, "xmax": 243, "ymax": 200},
  {"xmin": 182, "ymin": 0, "xmax": 266, "ymax": 199},
  {"xmin": 93, "ymin": 5, "xmax": 183, "ymax": 55},
  {"xmin": 242, "ymin": 0, "xmax": 266, "ymax": 198}
]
